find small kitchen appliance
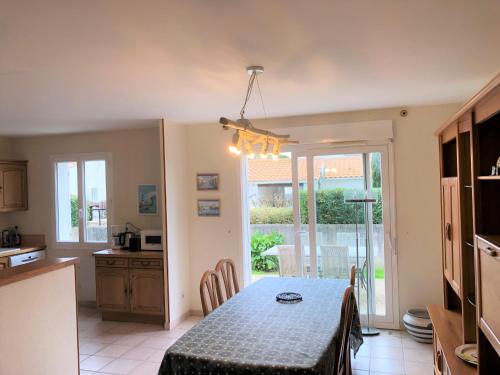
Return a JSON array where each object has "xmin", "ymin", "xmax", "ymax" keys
[
  {"xmin": 1, "ymin": 226, "xmax": 21, "ymax": 248},
  {"xmin": 141, "ymin": 229, "xmax": 163, "ymax": 251}
]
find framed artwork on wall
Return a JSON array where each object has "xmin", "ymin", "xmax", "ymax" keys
[
  {"xmin": 197, "ymin": 173, "xmax": 219, "ymax": 191},
  {"xmin": 138, "ymin": 184, "xmax": 158, "ymax": 215},
  {"xmin": 198, "ymin": 199, "xmax": 220, "ymax": 217}
]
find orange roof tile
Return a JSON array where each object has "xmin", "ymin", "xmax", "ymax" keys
[{"xmin": 248, "ymin": 155, "xmax": 363, "ymax": 183}]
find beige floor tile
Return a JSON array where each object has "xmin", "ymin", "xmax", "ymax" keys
[
  {"xmin": 87, "ymin": 333, "xmax": 123, "ymax": 344},
  {"xmin": 80, "ymin": 370, "xmax": 95, "ymax": 375},
  {"xmin": 96, "ymin": 344, "xmax": 131, "ymax": 358},
  {"xmin": 351, "ymin": 370, "xmax": 369, "ymax": 375},
  {"xmin": 365, "ymin": 334, "xmax": 403, "ymax": 348},
  {"xmin": 98, "ymin": 358, "xmax": 142, "ymax": 375},
  {"xmin": 351, "ymin": 355, "xmax": 370, "ymax": 371},
  {"xmin": 80, "ymin": 354, "xmax": 90, "ymax": 362},
  {"xmin": 80, "ymin": 355, "xmax": 114, "ymax": 372},
  {"xmin": 154, "ymin": 328, "xmax": 187, "ymax": 339},
  {"xmin": 370, "ymin": 357, "xmax": 405, "ymax": 374},
  {"xmin": 114, "ymin": 334, "xmax": 149, "ymax": 347},
  {"xmin": 147, "ymin": 349, "xmax": 167, "ymax": 363},
  {"xmin": 129, "ymin": 361, "xmax": 161, "ymax": 375},
  {"xmin": 403, "ymin": 347, "xmax": 434, "ymax": 363},
  {"xmin": 133, "ymin": 323, "xmax": 164, "ymax": 336},
  {"xmin": 370, "ymin": 345, "xmax": 404, "ymax": 360},
  {"xmin": 402, "ymin": 336, "xmax": 434, "ymax": 350},
  {"xmin": 121, "ymin": 346, "xmax": 157, "ymax": 361},
  {"xmin": 353, "ymin": 343, "xmax": 370, "ymax": 358},
  {"xmin": 79, "ymin": 341, "xmax": 108, "ymax": 355},
  {"xmin": 140, "ymin": 337, "xmax": 176, "ymax": 350},
  {"xmin": 405, "ymin": 360, "xmax": 435, "ymax": 375}
]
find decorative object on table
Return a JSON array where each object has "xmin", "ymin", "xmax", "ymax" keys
[
  {"xmin": 455, "ymin": 344, "xmax": 478, "ymax": 366},
  {"xmin": 197, "ymin": 173, "xmax": 219, "ymax": 190},
  {"xmin": 491, "ymin": 166, "xmax": 497, "ymax": 176},
  {"xmin": 403, "ymin": 308, "xmax": 433, "ymax": 343},
  {"xmin": 276, "ymin": 292, "xmax": 303, "ymax": 304},
  {"xmin": 138, "ymin": 184, "xmax": 158, "ymax": 215},
  {"xmin": 345, "ymin": 192, "xmax": 379, "ymax": 336},
  {"xmin": 496, "ymin": 156, "xmax": 500, "ymax": 175},
  {"xmin": 220, "ymin": 65, "xmax": 298, "ymax": 160},
  {"xmin": 198, "ymin": 199, "xmax": 220, "ymax": 217}
]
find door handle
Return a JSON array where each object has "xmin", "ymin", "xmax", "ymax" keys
[
  {"xmin": 445, "ymin": 223, "xmax": 452, "ymax": 241},
  {"xmin": 22, "ymin": 256, "xmax": 39, "ymax": 262}
]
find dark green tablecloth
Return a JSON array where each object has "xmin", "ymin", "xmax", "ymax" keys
[{"xmin": 159, "ymin": 277, "xmax": 363, "ymax": 375}]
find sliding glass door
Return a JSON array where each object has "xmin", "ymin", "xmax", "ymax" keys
[{"xmin": 243, "ymin": 143, "xmax": 397, "ymax": 326}]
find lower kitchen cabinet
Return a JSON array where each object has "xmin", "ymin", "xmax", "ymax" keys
[
  {"xmin": 130, "ymin": 269, "xmax": 164, "ymax": 315},
  {"xmin": 96, "ymin": 268, "xmax": 129, "ymax": 312},
  {"xmin": 94, "ymin": 250, "xmax": 165, "ymax": 323}
]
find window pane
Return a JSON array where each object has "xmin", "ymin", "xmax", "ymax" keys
[
  {"xmin": 84, "ymin": 160, "xmax": 108, "ymax": 243},
  {"xmin": 56, "ymin": 161, "xmax": 79, "ymax": 242}
]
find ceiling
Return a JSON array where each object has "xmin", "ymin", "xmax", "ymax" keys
[{"xmin": 0, "ymin": 0, "xmax": 499, "ymax": 136}]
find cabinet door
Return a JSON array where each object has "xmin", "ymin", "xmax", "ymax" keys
[
  {"xmin": 441, "ymin": 178, "xmax": 461, "ymax": 295},
  {"xmin": 0, "ymin": 164, "xmax": 27, "ymax": 211},
  {"xmin": 129, "ymin": 269, "xmax": 164, "ymax": 315},
  {"xmin": 96, "ymin": 268, "xmax": 129, "ymax": 312},
  {"xmin": 0, "ymin": 257, "xmax": 8, "ymax": 270},
  {"xmin": 449, "ymin": 178, "xmax": 461, "ymax": 294},
  {"xmin": 441, "ymin": 179, "xmax": 453, "ymax": 285}
]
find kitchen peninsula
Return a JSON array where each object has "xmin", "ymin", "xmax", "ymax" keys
[{"xmin": 0, "ymin": 257, "xmax": 80, "ymax": 375}]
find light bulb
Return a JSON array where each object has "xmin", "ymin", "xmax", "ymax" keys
[
  {"xmin": 260, "ymin": 154, "xmax": 268, "ymax": 159},
  {"xmin": 272, "ymin": 154, "xmax": 279, "ymax": 161},
  {"xmin": 228, "ymin": 145, "xmax": 241, "ymax": 155},
  {"xmin": 248, "ymin": 153, "xmax": 256, "ymax": 159}
]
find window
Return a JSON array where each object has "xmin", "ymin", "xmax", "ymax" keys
[{"xmin": 54, "ymin": 154, "xmax": 112, "ymax": 245}]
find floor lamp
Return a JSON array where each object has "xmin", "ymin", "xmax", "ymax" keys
[{"xmin": 345, "ymin": 197, "xmax": 379, "ymax": 336}]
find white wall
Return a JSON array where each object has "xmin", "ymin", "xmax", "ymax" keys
[
  {"xmin": 0, "ymin": 264, "xmax": 79, "ymax": 375},
  {"xmin": 8, "ymin": 128, "xmax": 162, "ymax": 302},
  {"xmin": 184, "ymin": 103, "xmax": 461, "ymax": 322},
  {"xmin": 162, "ymin": 121, "xmax": 191, "ymax": 325}
]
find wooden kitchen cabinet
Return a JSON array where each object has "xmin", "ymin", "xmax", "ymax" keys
[
  {"xmin": 96, "ymin": 268, "xmax": 129, "ymax": 312},
  {"xmin": 0, "ymin": 161, "xmax": 28, "ymax": 212},
  {"xmin": 0, "ymin": 257, "xmax": 8, "ymax": 270},
  {"xmin": 94, "ymin": 250, "xmax": 165, "ymax": 324},
  {"xmin": 441, "ymin": 177, "xmax": 461, "ymax": 296},
  {"xmin": 130, "ymin": 269, "xmax": 164, "ymax": 315}
]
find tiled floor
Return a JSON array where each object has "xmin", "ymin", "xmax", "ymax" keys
[
  {"xmin": 78, "ymin": 307, "xmax": 434, "ymax": 375},
  {"xmin": 78, "ymin": 307, "xmax": 201, "ymax": 375}
]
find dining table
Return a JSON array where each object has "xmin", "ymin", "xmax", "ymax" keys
[{"xmin": 159, "ymin": 277, "xmax": 363, "ymax": 375}]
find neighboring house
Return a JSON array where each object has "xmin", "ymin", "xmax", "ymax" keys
[{"xmin": 247, "ymin": 155, "xmax": 364, "ymax": 207}]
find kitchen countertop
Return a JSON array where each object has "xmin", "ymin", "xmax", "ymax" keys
[
  {"xmin": 93, "ymin": 249, "xmax": 164, "ymax": 258},
  {"xmin": 0, "ymin": 245, "xmax": 47, "ymax": 258},
  {"xmin": 0, "ymin": 257, "xmax": 79, "ymax": 288}
]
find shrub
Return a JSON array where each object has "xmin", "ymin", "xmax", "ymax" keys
[
  {"xmin": 250, "ymin": 188, "xmax": 383, "ymax": 225},
  {"xmin": 250, "ymin": 207, "xmax": 293, "ymax": 224},
  {"xmin": 250, "ymin": 231, "xmax": 283, "ymax": 271}
]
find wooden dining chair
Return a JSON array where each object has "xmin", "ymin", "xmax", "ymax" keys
[
  {"xmin": 278, "ymin": 245, "xmax": 296, "ymax": 276},
  {"xmin": 350, "ymin": 265, "xmax": 356, "ymax": 287},
  {"xmin": 335, "ymin": 285, "xmax": 355, "ymax": 375},
  {"xmin": 215, "ymin": 258, "xmax": 240, "ymax": 300},
  {"xmin": 199, "ymin": 270, "xmax": 224, "ymax": 317}
]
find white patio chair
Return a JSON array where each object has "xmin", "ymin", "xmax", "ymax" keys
[
  {"xmin": 277, "ymin": 245, "xmax": 296, "ymax": 277},
  {"xmin": 320, "ymin": 245, "xmax": 349, "ymax": 279}
]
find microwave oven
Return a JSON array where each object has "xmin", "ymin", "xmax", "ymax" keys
[{"xmin": 141, "ymin": 229, "xmax": 163, "ymax": 251}]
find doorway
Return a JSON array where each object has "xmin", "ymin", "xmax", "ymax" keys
[{"xmin": 243, "ymin": 143, "xmax": 398, "ymax": 328}]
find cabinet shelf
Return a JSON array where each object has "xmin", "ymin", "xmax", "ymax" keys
[{"xmin": 477, "ymin": 176, "xmax": 500, "ymax": 180}]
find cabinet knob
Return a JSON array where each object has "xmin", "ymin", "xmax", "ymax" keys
[{"xmin": 484, "ymin": 247, "xmax": 498, "ymax": 257}]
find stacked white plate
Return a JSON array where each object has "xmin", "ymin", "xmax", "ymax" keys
[{"xmin": 403, "ymin": 309, "xmax": 433, "ymax": 343}]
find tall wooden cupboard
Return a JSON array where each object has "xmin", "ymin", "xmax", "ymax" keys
[{"xmin": 431, "ymin": 73, "xmax": 500, "ymax": 374}]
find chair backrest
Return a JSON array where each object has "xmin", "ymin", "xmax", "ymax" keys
[
  {"xmin": 350, "ymin": 265, "xmax": 356, "ymax": 287},
  {"xmin": 215, "ymin": 258, "xmax": 240, "ymax": 300},
  {"xmin": 320, "ymin": 245, "xmax": 349, "ymax": 279},
  {"xmin": 199, "ymin": 270, "xmax": 224, "ymax": 316},
  {"xmin": 278, "ymin": 245, "xmax": 296, "ymax": 277},
  {"xmin": 335, "ymin": 285, "xmax": 355, "ymax": 375}
]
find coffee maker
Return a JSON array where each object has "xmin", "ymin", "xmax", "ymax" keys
[{"xmin": 1, "ymin": 226, "xmax": 21, "ymax": 248}]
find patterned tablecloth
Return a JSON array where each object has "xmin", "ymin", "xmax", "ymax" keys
[{"xmin": 159, "ymin": 277, "xmax": 363, "ymax": 375}]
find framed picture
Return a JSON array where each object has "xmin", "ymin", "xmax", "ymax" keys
[
  {"xmin": 198, "ymin": 199, "xmax": 220, "ymax": 217},
  {"xmin": 138, "ymin": 184, "xmax": 158, "ymax": 215},
  {"xmin": 197, "ymin": 173, "xmax": 219, "ymax": 191}
]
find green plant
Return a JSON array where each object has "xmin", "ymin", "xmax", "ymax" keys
[
  {"xmin": 250, "ymin": 231, "xmax": 283, "ymax": 272},
  {"xmin": 70, "ymin": 195, "xmax": 79, "ymax": 227},
  {"xmin": 250, "ymin": 207, "xmax": 293, "ymax": 224},
  {"xmin": 375, "ymin": 267, "xmax": 385, "ymax": 279}
]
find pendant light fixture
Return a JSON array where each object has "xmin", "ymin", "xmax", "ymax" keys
[{"xmin": 220, "ymin": 66, "xmax": 298, "ymax": 160}]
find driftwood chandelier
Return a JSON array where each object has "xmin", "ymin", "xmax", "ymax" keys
[{"xmin": 220, "ymin": 65, "xmax": 298, "ymax": 160}]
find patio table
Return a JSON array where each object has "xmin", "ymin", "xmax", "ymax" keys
[{"xmin": 159, "ymin": 277, "xmax": 363, "ymax": 375}]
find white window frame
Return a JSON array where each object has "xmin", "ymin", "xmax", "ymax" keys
[{"xmin": 51, "ymin": 152, "xmax": 113, "ymax": 249}]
